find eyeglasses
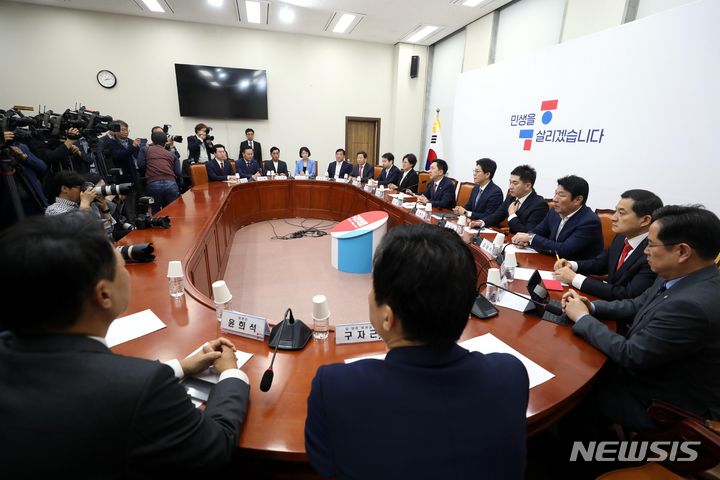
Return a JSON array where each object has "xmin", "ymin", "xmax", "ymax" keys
[
  {"xmin": 645, "ymin": 242, "xmax": 682, "ymax": 249},
  {"xmin": 472, "ymin": 169, "xmax": 482, "ymax": 174}
]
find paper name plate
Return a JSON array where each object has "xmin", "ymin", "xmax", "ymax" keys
[
  {"xmin": 220, "ymin": 310, "xmax": 269, "ymax": 341},
  {"xmin": 335, "ymin": 323, "xmax": 383, "ymax": 345}
]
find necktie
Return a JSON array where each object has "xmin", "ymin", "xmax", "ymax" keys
[
  {"xmin": 432, "ymin": 182, "xmax": 437, "ymax": 196},
  {"xmin": 616, "ymin": 239, "xmax": 632, "ymax": 270},
  {"xmin": 473, "ymin": 187, "xmax": 484, "ymax": 210},
  {"xmin": 219, "ymin": 160, "xmax": 224, "ymax": 171}
]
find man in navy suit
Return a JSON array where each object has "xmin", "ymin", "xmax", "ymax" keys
[
  {"xmin": 554, "ymin": 189, "xmax": 663, "ymax": 301},
  {"xmin": 206, "ymin": 144, "xmax": 234, "ymax": 182},
  {"xmin": 305, "ymin": 223, "xmax": 529, "ymax": 479},
  {"xmin": 0, "ymin": 214, "xmax": 250, "ymax": 477},
  {"xmin": 563, "ymin": 205, "xmax": 720, "ymax": 430},
  {"xmin": 472, "ymin": 164, "xmax": 549, "ymax": 233},
  {"xmin": 236, "ymin": 145, "xmax": 260, "ymax": 180},
  {"xmin": 376, "ymin": 152, "xmax": 400, "ymax": 187},
  {"xmin": 513, "ymin": 175, "xmax": 603, "ymax": 260},
  {"xmin": 351, "ymin": 151, "xmax": 373, "ymax": 181},
  {"xmin": 417, "ymin": 159, "xmax": 456, "ymax": 209},
  {"xmin": 454, "ymin": 157, "xmax": 503, "ymax": 220},
  {"xmin": 238, "ymin": 127, "xmax": 262, "ymax": 163},
  {"xmin": 326, "ymin": 148, "xmax": 353, "ymax": 179},
  {"xmin": 262, "ymin": 146, "xmax": 289, "ymax": 175}
]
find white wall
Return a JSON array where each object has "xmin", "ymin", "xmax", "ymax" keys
[
  {"xmin": 389, "ymin": 43, "xmax": 429, "ymax": 161},
  {"xmin": 0, "ymin": 1, "xmax": 402, "ymax": 174},
  {"xmin": 637, "ymin": 0, "xmax": 699, "ymax": 18},
  {"xmin": 561, "ymin": 0, "xmax": 627, "ymax": 42},
  {"xmin": 493, "ymin": 0, "xmax": 566, "ymax": 63}
]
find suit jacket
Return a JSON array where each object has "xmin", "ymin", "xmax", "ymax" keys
[
  {"xmin": 236, "ymin": 159, "xmax": 260, "ymax": 179},
  {"xmin": 262, "ymin": 160, "xmax": 288, "ymax": 176},
  {"xmin": 294, "ymin": 159, "xmax": 317, "ymax": 177},
  {"xmin": 352, "ymin": 163, "xmax": 373, "ymax": 181},
  {"xmin": 530, "ymin": 205, "xmax": 604, "ymax": 260},
  {"xmin": 327, "ymin": 160, "xmax": 353, "ymax": 179},
  {"xmin": 376, "ymin": 165, "xmax": 401, "ymax": 187},
  {"xmin": 421, "ymin": 176, "xmax": 456, "ymax": 209},
  {"xmin": 575, "ymin": 234, "xmax": 656, "ymax": 300},
  {"xmin": 305, "ymin": 344, "xmax": 529, "ymax": 479},
  {"xmin": 397, "ymin": 169, "xmax": 420, "ymax": 193},
  {"xmin": 0, "ymin": 333, "xmax": 250, "ymax": 478},
  {"xmin": 238, "ymin": 140, "xmax": 262, "ymax": 162},
  {"xmin": 464, "ymin": 181, "xmax": 503, "ymax": 220},
  {"xmin": 105, "ymin": 136, "xmax": 139, "ymax": 183},
  {"xmin": 206, "ymin": 158, "xmax": 234, "ymax": 182},
  {"xmin": 573, "ymin": 265, "xmax": 720, "ymax": 426},
  {"xmin": 187, "ymin": 135, "xmax": 214, "ymax": 163},
  {"xmin": 482, "ymin": 190, "xmax": 549, "ymax": 233}
]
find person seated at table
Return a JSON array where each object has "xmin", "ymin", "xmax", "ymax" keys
[
  {"xmin": 390, "ymin": 153, "xmax": 419, "ymax": 193},
  {"xmin": 206, "ymin": 144, "xmax": 234, "ymax": 181},
  {"xmin": 0, "ymin": 214, "xmax": 250, "ymax": 477},
  {"xmin": 294, "ymin": 146, "xmax": 316, "ymax": 176},
  {"xmin": 512, "ymin": 175, "xmax": 603, "ymax": 260},
  {"xmin": 376, "ymin": 152, "xmax": 400, "ymax": 187},
  {"xmin": 305, "ymin": 223, "xmax": 529, "ymax": 480},
  {"xmin": 416, "ymin": 159, "xmax": 456, "ymax": 209},
  {"xmin": 352, "ymin": 151, "xmax": 373, "ymax": 181},
  {"xmin": 562, "ymin": 205, "xmax": 720, "ymax": 431},
  {"xmin": 327, "ymin": 148, "xmax": 353, "ymax": 179},
  {"xmin": 263, "ymin": 146, "xmax": 289, "ymax": 176},
  {"xmin": 453, "ymin": 158, "xmax": 503, "ymax": 220},
  {"xmin": 236, "ymin": 145, "xmax": 261, "ymax": 180},
  {"xmin": 471, "ymin": 164, "xmax": 548, "ymax": 233},
  {"xmin": 554, "ymin": 189, "xmax": 663, "ymax": 301}
]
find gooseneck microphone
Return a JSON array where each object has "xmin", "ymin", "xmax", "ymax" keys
[
  {"xmin": 477, "ymin": 281, "xmax": 564, "ymax": 316},
  {"xmin": 260, "ymin": 309, "xmax": 290, "ymax": 392}
]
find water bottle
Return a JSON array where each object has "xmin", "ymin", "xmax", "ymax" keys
[
  {"xmin": 212, "ymin": 280, "xmax": 233, "ymax": 322},
  {"xmin": 501, "ymin": 252, "xmax": 517, "ymax": 284},
  {"xmin": 485, "ymin": 268, "xmax": 502, "ymax": 303},
  {"xmin": 167, "ymin": 261, "xmax": 185, "ymax": 297}
]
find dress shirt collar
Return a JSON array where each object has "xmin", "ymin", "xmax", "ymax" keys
[
  {"xmin": 54, "ymin": 197, "xmax": 79, "ymax": 208},
  {"xmin": 626, "ymin": 232, "xmax": 649, "ymax": 251},
  {"xmin": 516, "ymin": 191, "xmax": 532, "ymax": 206},
  {"xmin": 88, "ymin": 336, "xmax": 108, "ymax": 346},
  {"xmin": 561, "ymin": 206, "xmax": 583, "ymax": 221}
]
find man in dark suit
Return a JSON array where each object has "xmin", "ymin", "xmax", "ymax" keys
[
  {"xmin": 187, "ymin": 122, "xmax": 214, "ymax": 163},
  {"xmin": 453, "ymin": 157, "xmax": 503, "ymax": 220},
  {"xmin": 305, "ymin": 223, "xmax": 529, "ymax": 479},
  {"xmin": 236, "ymin": 145, "xmax": 260, "ymax": 180},
  {"xmin": 376, "ymin": 152, "xmax": 401, "ymax": 187},
  {"xmin": 554, "ymin": 189, "xmax": 663, "ymax": 300},
  {"xmin": 513, "ymin": 175, "xmax": 603, "ymax": 260},
  {"xmin": 263, "ymin": 146, "xmax": 289, "ymax": 175},
  {"xmin": 238, "ymin": 127, "xmax": 261, "ymax": 162},
  {"xmin": 0, "ymin": 214, "xmax": 250, "ymax": 477},
  {"xmin": 351, "ymin": 151, "xmax": 373, "ymax": 181},
  {"xmin": 563, "ymin": 205, "xmax": 720, "ymax": 430},
  {"xmin": 472, "ymin": 164, "xmax": 549, "ymax": 233},
  {"xmin": 206, "ymin": 144, "xmax": 234, "ymax": 181},
  {"xmin": 326, "ymin": 148, "xmax": 353, "ymax": 179},
  {"xmin": 417, "ymin": 159, "xmax": 456, "ymax": 209}
]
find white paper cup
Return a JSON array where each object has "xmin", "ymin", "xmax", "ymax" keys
[
  {"xmin": 487, "ymin": 268, "xmax": 502, "ymax": 285},
  {"xmin": 504, "ymin": 252, "xmax": 518, "ymax": 268},
  {"xmin": 458, "ymin": 215, "xmax": 467, "ymax": 226},
  {"xmin": 212, "ymin": 280, "xmax": 232, "ymax": 304},
  {"xmin": 312, "ymin": 294, "xmax": 331, "ymax": 320},
  {"xmin": 493, "ymin": 233, "xmax": 506, "ymax": 247},
  {"xmin": 425, "ymin": 203, "xmax": 432, "ymax": 212},
  {"xmin": 167, "ymin": 260, "xmax": 183, "ymax": 278}
]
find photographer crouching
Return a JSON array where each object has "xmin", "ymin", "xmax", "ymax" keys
[{"xmin": 144, "ymin": 130, "xmax": 181, "ymax": 214}]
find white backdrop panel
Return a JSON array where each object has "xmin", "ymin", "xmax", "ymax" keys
[{"xmin": 453, "ymin": 0, "xmax": 719, "ymax": 214}]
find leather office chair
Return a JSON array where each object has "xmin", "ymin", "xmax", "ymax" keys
[
  {"xmin": 456, "ymin": 182, "xmax": 474, "ymax": 209},
  {"xmin": 595, "ymin": 208, "xmax": 615, "ymax": 250},
  {"xmin": 373, "ymin": 165, "xmax": 383, "ymax": 180},
  {"xmin": 189, "ymin": 163, "xmax": 209, "ymax": 187},
  {"xmin": 418, "ymin": 172, "xmax": 431, "ymax": 193}
]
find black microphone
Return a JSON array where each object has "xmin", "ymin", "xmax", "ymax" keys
[
  {"xmin": 477, "ymin": 281, "xmax": 564, "ymax": 316},
  {"xmin": 260, "ymin": 310, "xmax": 289, "ymax": 392}
]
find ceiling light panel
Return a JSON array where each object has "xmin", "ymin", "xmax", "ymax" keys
[
  {"xmin": 140, "ymin": 0, "xmax": 165, "ymax": 13},
  {"xmin": 324, "ymin": 11, "xmax": 365, "ymax": 35},
  {"xmin": 243, "ymin": 0, "xmax": 269, "ymax": 24}
]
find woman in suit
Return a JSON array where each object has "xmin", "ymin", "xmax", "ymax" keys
[
  {"xmin": 294, "ymin": 146, "xmax": 316, "ymax": 176},
  {"xmin": 389, "ymin": 153, "xmax": 420, "ymax": 193}
]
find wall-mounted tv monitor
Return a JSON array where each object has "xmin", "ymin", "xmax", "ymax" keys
[{"xmin": 174, "ymin": 63, "xmax": 268, "ymax": 119}]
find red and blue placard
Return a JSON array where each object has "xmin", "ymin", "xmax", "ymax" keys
[{"xmin": 330, "ymin": 211, "xmax": 389, "ymax": 274}]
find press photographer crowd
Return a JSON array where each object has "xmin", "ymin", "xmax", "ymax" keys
[{"xmin": 0, "ymin": 105, "xmax": 224, "ymax": 261}]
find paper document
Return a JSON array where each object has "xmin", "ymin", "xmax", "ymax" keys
[
  {"xmin": 494, "ymin": 291, "xmax": 534, "ymax": 313},
  {"xmin": 187, "ymin": 345, "xmax": 253, "ymax": 384},
  {"xmin": 503, "ymin": 244, "xmax": 539, "ymax": 255},
  {"xmin": 402, "ymin": 202, "xmax": 417, "ymax": 209},
  {"xmin": 345, "ymin": 353, "xmax": 387, "ymax": 364},
  {"xmin": 513, "ymin": 268, "xmax": 568, "ymax": 286},
  {"xmin": 460, "ymin": 333, "xmax": 555, "ymax": 388},
  {"xmin": 106, "ymin": 309, "xmax": 166, "ymax": 347}
]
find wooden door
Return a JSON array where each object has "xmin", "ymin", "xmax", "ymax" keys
[{"xmin": 345, "ymin": 117, "xmax": 380, "ymax": 166}]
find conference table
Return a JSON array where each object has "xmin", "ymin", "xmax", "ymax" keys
[{"xmin": 114, "ymin": 178, "xmax": 613, "ymax": 463}]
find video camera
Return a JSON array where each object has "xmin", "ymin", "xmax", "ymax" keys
[
  {"xmin": 81, "ymin": 181, "xmax": 135, "ymax": 197},
  {"xmin": 162, "ymin": 124, "xmax": 183, "ymax": 144},
  {"xmin": 0, "ymin": 110, "xmax": 38, "ymax": 147},
  {"xmin": 205, "ymin": 126, "xmax": 214, "ymax": 142},
  {"xmin": 134, "ymin": 196, "xmax": 171, "ymax": 229}
]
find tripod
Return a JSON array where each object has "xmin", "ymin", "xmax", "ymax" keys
[{"xmin": 0, "ymin": 148, "xmax": 46, "ymax": 224}]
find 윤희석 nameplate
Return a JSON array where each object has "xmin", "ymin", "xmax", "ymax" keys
[{"xmin": 221, "ymin": 310, "xmax": 269, "ymax": 341}]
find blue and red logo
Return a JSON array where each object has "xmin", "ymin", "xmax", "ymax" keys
[{"xmin": 517, "ymin": 99, "xmax": 557, "ymax": 151}]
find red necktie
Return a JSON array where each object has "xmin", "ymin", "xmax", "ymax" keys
[{"xmin": 616, "ymin": 239, "xmax": 632, "ymax": 270}]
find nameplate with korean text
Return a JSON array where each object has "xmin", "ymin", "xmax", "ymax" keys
[
  {"xmin": 220, "ymin": 310, "xmax": 269, "ymax": 341},
  {"xmin": 335, "ymin": 323, "xmax": 382, "ymax": 345}
]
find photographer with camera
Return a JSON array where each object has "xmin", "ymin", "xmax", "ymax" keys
[
  {"xmin": 104, "ymin": 120, "xmax": 140, "ymax": 219},
  {"xmin": 45, "ymin": 171, "xmax": 115, "ymax": 238},
  {"xmin": 187, "ymin": 123, "xmax": 213, "ymax": 164},
  {"xmin": 137, "ymin": 125, "xmax": 181, "ymax": 175},
  {"xmin": 1, "ymin": 131, "xmax": 48, "ymax": 218},
  {"xmin": 144, "ymin": 130, "xmax": 181, "ymax": 214}
]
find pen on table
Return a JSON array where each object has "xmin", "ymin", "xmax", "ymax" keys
[{"xmin": 555, "ymin": 250, "xmax": 560, "ymax": 262}]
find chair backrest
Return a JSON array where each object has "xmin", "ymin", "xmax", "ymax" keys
[
  {"xmin": 373, "ymin": 165, "xmax": 383, "ymax": 179},
  {"xmin": 230, "ymin": 160, "xmax": 237, "ymax": 174},
  {"xmin": 457, "ymin": 182, "xmax": 474, "ymax": 207},
  {"xmin": 190, "ymin": 163, "xmax": 209, "ymax": 187},
  {"xmin": 595, "ymin": 208, "xmax": 615, "ymax": 250},
  {"xmin": 418, "ymin": 172, "xmax": 431, "ymax": 193}
]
